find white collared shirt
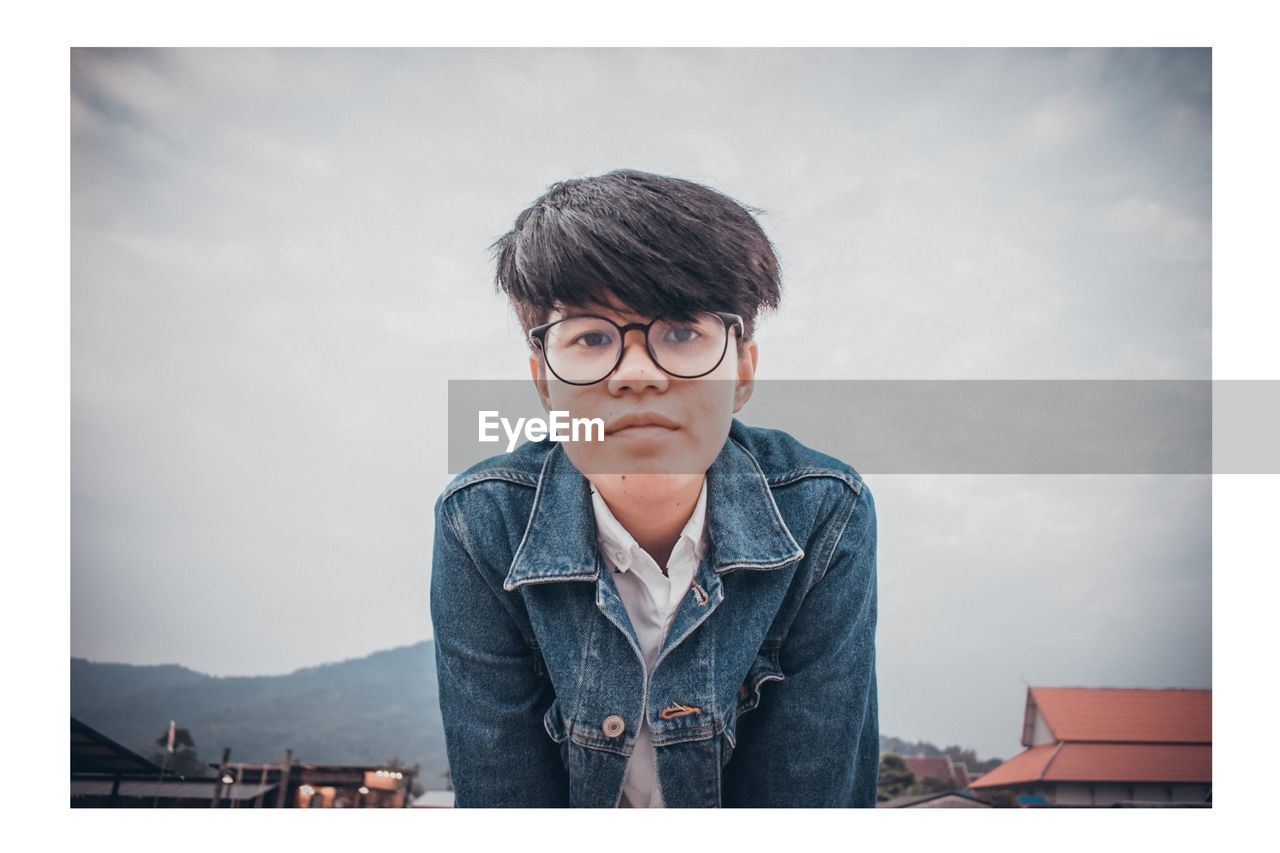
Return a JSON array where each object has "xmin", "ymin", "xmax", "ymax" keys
[{"xmin": 589, "ymin": 480, "xmax": 709, "ymax": 809}]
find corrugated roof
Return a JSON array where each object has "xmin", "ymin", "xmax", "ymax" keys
[
  {"xmin": 70, "ymin": 779, "xmax": 279, "ymax": 800},
  {"xmin": 1032, "ymin": 687, "xmax": 1210, "ymax": 743},
  {"xmin": 879, "ymin": 791, "xmax": 994, "ymax": 808},
  {"xmin": 71, "ymin": 718, "xmax": 163, "ymax": 775}
]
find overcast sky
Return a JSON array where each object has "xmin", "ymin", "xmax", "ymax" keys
[{"xmin": 70, "ymin": 48, "xmax": 1210, "ymax": 760}]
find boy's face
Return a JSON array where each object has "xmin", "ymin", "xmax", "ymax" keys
[{"xmin": 528, "ymin": 296, "xmax": 758, "ymax": 480}]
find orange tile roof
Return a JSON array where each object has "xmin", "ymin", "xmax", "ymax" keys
[
  {"xmin": 1046, "ymin": 743, "xmax": 1210, "ymax": 783},
  {"xmin": 973, "ymin": 687, "xmax": 1214, "ymax": 789},
  {"xmin": 969, "ymin": 744, "xmax": 1059, "ymax": 789},
  {"xmin": 1031, "ymin": 687, "xmax": 1210, "ymax": 743},
  {"xmin": 971, "ymin": 743, "xmax": 1210, "ymax": 787}
]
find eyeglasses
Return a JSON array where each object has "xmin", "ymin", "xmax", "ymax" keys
[{"xmin": 529, "ymin": 311, "xmax": 745, "ymax": 386}]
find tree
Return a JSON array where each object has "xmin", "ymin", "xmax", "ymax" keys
[
  {"xmin": 908, "ymin": 773, "xmax": 955, "ymax": 796},
  {"xmin": 147, "ymin": 746, "xmax": 209, "ymax": 779},
  {"xmin": 944, "ymin": 744, "xmax": 1004, "ymax": 775},
  {"xmin": 978, "ymin": 788, "xmax": 1018, "ymax": 807},
  {"xmin": 148, "ymin": 722, "xmax": 208, "ymax": 779},
  {"xmin": 877, "ymin": 753, "xmax": 916, "ymax": 802}
]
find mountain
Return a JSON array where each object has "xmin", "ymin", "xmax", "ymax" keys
[
  {"xmin": 70, "ymin": 641, "xmax": 449, "ymax": 787},
  {"xmin": 71, "ymin": 642, "xmax": 1002, "ymax": 790}
]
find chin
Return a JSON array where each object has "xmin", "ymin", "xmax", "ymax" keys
[
  {"xmin": 562, "ymin": 445, "xmax": 668, "ymax": 477},
  {"xmin": 603, "ymin": 449, "xmax": 669, "ymax": 476}
]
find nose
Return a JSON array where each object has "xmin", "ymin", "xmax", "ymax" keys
[{"xmin": 606, "ymin": 328, "xmax": 669, "ymax": 396}]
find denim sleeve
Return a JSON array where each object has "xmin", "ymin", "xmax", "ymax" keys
[
  {"xmin": 430, "ymin": 494, "xmax": 570, "ymax": 807},
  {"xmin": 722, "ymin": 483, "xmax": 879, "ymax": 807}
]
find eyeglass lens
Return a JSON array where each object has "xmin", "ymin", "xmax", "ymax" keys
[{"xmin": 542, "ymin": 313, "xmax": 730, "ymax": 384}]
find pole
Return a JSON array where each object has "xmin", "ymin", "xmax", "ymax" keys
[
  {"xmin": 277, "ymin": 749, "xmax": 293, "ymax": 808},
  {"xmin": 254, "ymin": 764, "xmax": 268, "ymax": 809},
  {"xmin": 152, "ymin": 720, "xmax": 177, "ymax": 807},
  {"xmin": 152, "ymin": 750, "xmax": 170, "ymax": 808},
  {"xmin": 211, "ymin": 747, "xmax": 231, "ymax": 808},
  {"xmin": 231, "ymin": 763, "xmax": 243, "ymax": 809}
]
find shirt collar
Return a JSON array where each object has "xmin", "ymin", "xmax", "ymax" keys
[
  {"xmin": 589, "ymin": 479, "xmax": 708, "ymax": 575},
  {"xmin": 503, "ymin": 419, "xmax": 805, "ymax": 591}
]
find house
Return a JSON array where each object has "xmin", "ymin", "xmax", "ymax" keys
[
  {"xmin": 903, "ymin": 754, "xmax": 973, "ymax": 790},
  {"xmin": 969, "ymin": 687, "xmax": 1211, "ymax": 806},
  {"xmin": 71, "ymin": 717, "xmax": 417, "ymax": 808},
  {"xmin": 878, "ymin": 790, "xmax": 994, "ymax": 808},
  {"xmin": 71, "ymin": 717, "xmax": 279, "ymax": 808}
]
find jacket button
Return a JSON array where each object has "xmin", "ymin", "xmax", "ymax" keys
[{"xmin": 601, "ymin": 714, "xmax": 626, "ymax": 738}]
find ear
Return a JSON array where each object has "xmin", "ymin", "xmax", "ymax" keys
[
  {"xmin": 732, "ymin": 338, "xmax": 758, "ymax": 413},
  {"xmin": 529, "ymin": 351, "xmax": 553, "ymax": 412}
]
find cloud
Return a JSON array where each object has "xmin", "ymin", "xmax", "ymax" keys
[{"xmin": 71, "ymin": 49, "xmax": 1210, "ymax": 758}]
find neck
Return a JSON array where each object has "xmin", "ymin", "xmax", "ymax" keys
[{"xmin": 591, "ymin": 473, "xmax": 704, "ymax": 569}]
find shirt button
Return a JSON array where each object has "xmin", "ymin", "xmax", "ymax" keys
[{"xmin": 601, "ymin": 714, "xmax": 626, "ymax": 738}]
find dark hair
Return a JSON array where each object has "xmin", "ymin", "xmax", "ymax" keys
[{"xmin": 489, "ymin": 169, "xmax": 782, "ymax": 345}]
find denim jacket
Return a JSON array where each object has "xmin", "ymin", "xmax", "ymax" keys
[{"xmin": 430, "ymin": 418, "xmax": 878, "ymax": 807}]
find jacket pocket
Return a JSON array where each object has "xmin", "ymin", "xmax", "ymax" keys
[
  {"xmin": 736, "ymin": 647, "xmax": 785, "ymax": 718},
  {"xmin": 722, "ymin": 647, "xmax": 786, "ymax": 771},
  {"xmin": 542, "ymin": 699, "xmax": 569, "ymax": 744},
  {"xmin": 720, "ymin": 720, "xmax": 738, "ymax": 770}
]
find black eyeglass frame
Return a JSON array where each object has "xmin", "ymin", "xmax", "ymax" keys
[{"xmin": 528, "ymin": 311, "xmax": 746, "ymax": 386}]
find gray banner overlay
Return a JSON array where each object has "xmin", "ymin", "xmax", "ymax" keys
[{"xmin": 447, "ymin": 380, "xmax": 1275, "ymax": 475}]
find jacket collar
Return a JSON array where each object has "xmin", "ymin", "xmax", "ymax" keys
[{"xmin": 502, "ymin": 427, "xmax": 805, "ymax": 591}]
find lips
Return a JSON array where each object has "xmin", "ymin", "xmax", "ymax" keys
[{"xmin": 605, "ymin": 411, "xmax": 681, "ymax": 435}]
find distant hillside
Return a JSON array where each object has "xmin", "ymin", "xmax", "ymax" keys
[
  {"xmin": 70, "ymin": 641, "xmax": 449, "ymax": 787},
  {"xmin": 71, "ymin": 642, "xmax": 1002, "ymax": 790}
]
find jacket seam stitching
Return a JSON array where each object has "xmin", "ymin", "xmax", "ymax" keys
[
  {"xmin": 716, "ymin": 555, "xmax": 804, "ymax": 572},
  {"xmin": 569, "ymin": 731, "xmax": 633, "ymax": 756},
  {"xmin": 441, "ymin": 498, "xmax": 532, "ymax": 646},
  {"xmin": 819, "ymin": 488, "xmax": 862, "ymax": 585},
  {"xmin": 508, "ymin": 573, "xmax": 598, "ymax": 587},
  {"xmin": 768, "ymin": 468, "xmax": 863, "ymax": 494},
  {"xmin": 651, "ymin": 720, "xmax": 725, "ymax": 747},
  {"xmin": 769, "ymin": 490, "xmax": 859, "ymax": 656},
  {"xmin": 729, "ymin": 436, "xmax": 807, "ymax": 558},
  {"xmin": 502, "ymin": 449, "xmax": 559, "ymax": 590},
  {"xmin": 565, "ymin": 590, "xmax": 598, "ymax": 748},
  {"xmin": 441, "ymin": 469, "xmax": 539, "ymax": 503}
]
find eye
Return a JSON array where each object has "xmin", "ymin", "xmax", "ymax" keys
[
  {"xmin": 662, "ymin": 325, "xmax": 701, "ymax": 344},
  {"xmin": 571, "ymin": 330, "xmax": 616, "ymax": 348}
]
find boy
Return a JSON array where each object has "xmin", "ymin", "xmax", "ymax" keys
[{"xmin": 430, "ymin": 169, "xmax": 878, "ymax": 807}]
